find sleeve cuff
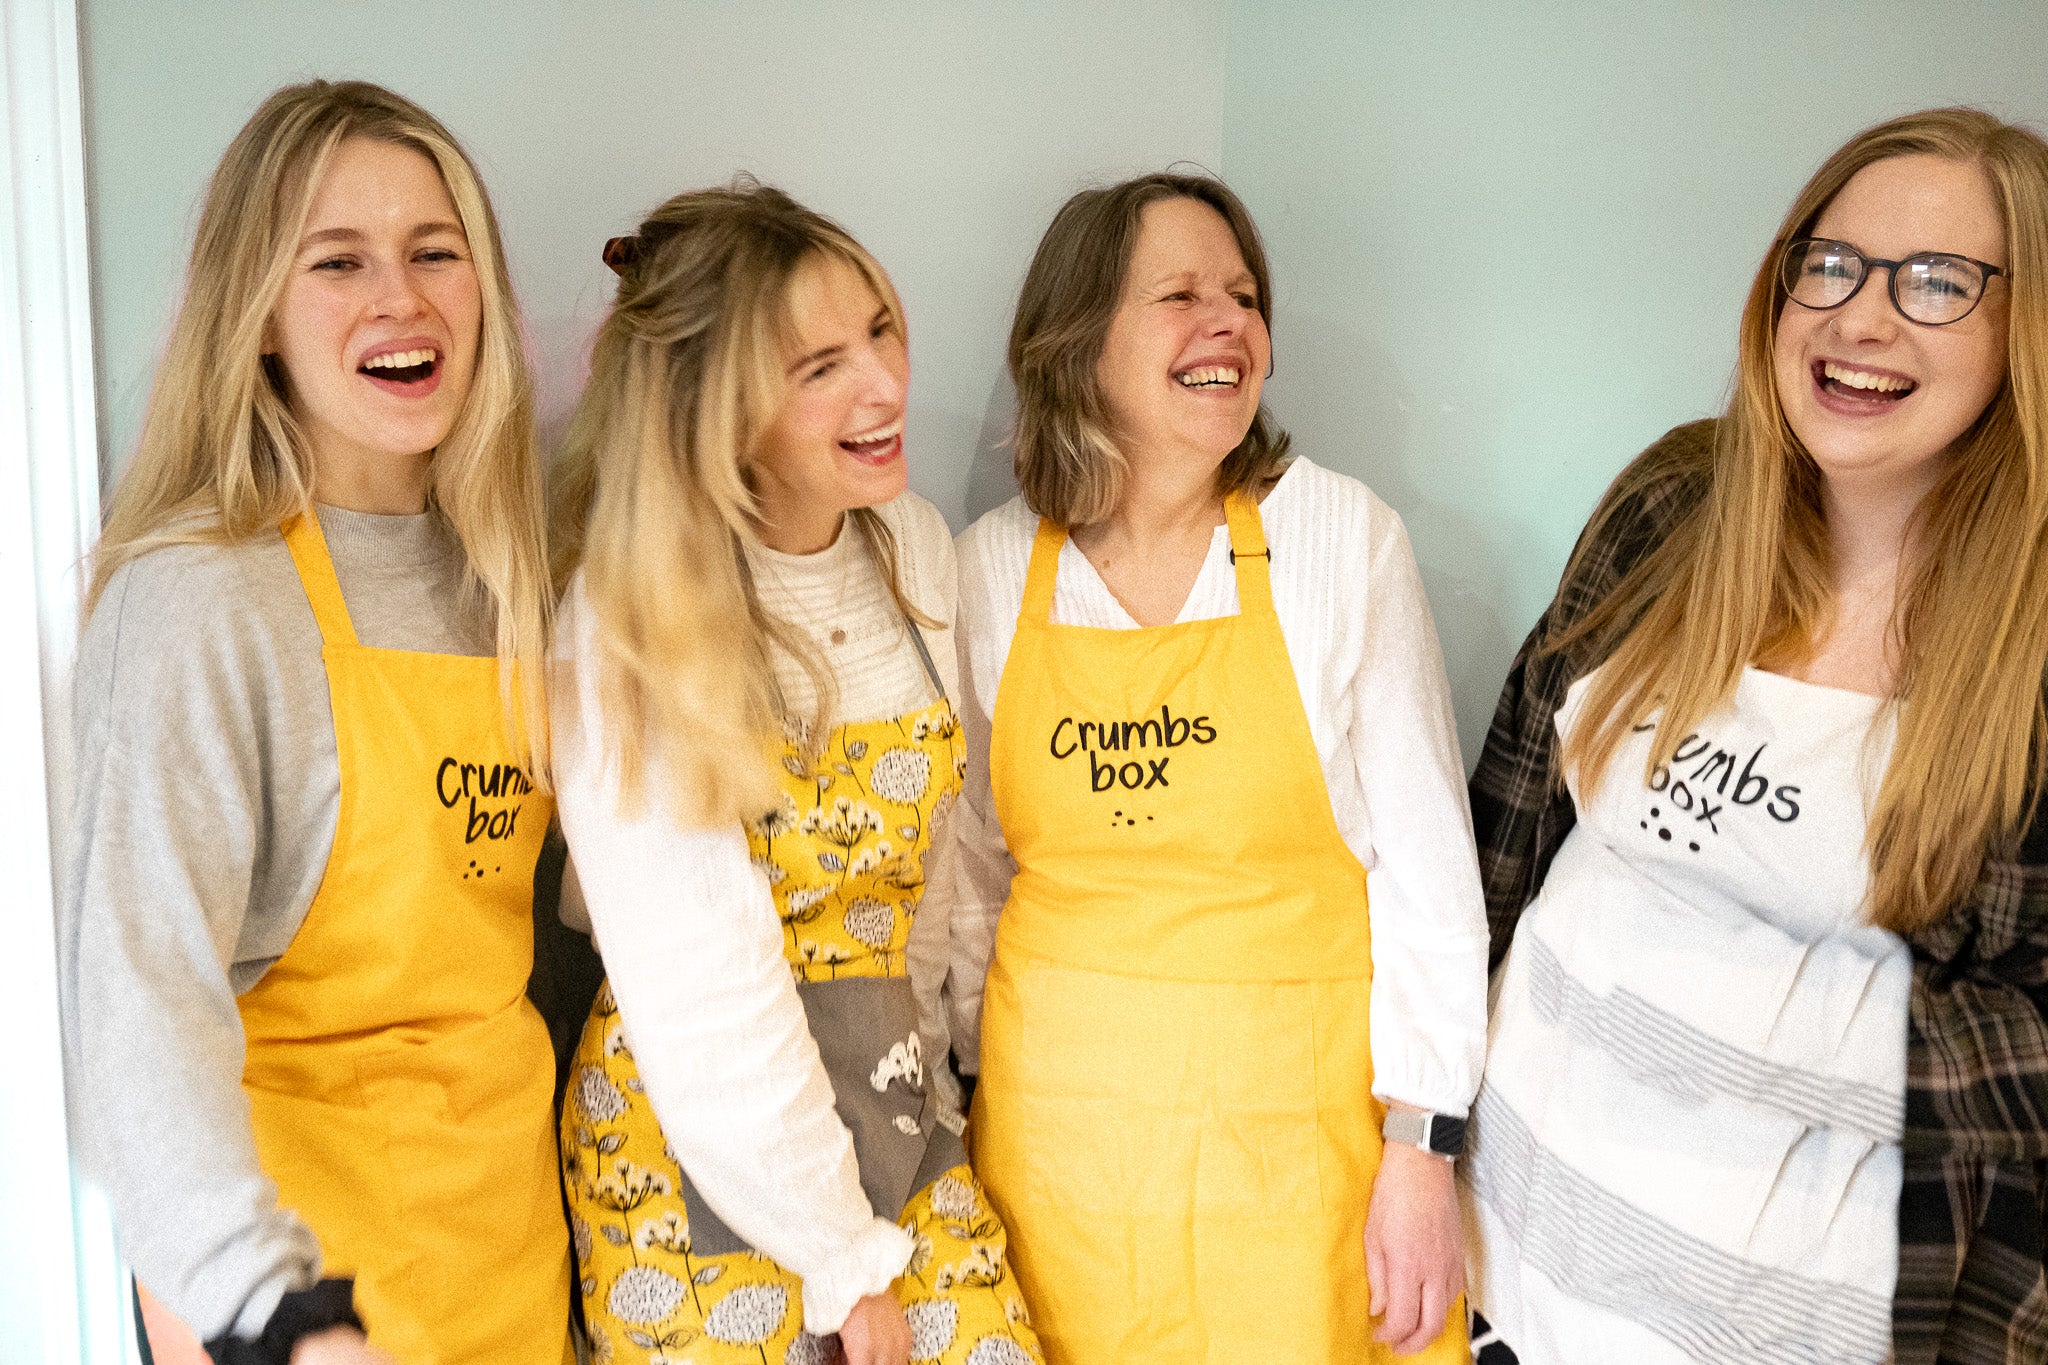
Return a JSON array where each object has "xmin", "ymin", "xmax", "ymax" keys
[
  {"xmin": 204, "ymin": 1278, "xmax": 361, "ymax": 1365},
  {"xmin": 797, "ymin": 1217, "xmax": 916, "ymax": 1335}
]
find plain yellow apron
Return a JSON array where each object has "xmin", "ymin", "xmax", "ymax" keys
[
  {"xmin": 974, "ymin": 492, "xmax": 1467, "ymax": 1363},
  {"xmin": 234, "ymin": 512, "xmax": 572, "ymax": 1363}
]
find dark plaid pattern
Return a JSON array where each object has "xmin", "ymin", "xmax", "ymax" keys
[{"xmin": 1467, "ymin": 420, "xmax": 2048, "ymax": 1365}]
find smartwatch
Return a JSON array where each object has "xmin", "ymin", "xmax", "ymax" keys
[{"xmin": 1382, "ymin": 1109, "xmax": 1465, "ymax": 1159}]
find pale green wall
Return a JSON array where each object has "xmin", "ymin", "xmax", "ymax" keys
[
  {"xmin": 83, "ymin": 1, "xmax": 2048, "ymax": 765},
  {"xmin": 1221, "ymin": 1, "xmax": 2048, "ymax": 760}
]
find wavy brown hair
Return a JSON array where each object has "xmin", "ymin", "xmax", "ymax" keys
[
  {"xmin": 1560, "ymin": 107, "xmax": 2048, "ymax": 934},
  {"xmin": 1009, "ymin": 171, "xmax": 1290, "ymax": 528},
  {"xmin": 551, "ymin": 178, "xmax": 924, "ymax": 826},
  {"xmin": 88, "ymin": 79, "xmax": 551, "ymax": 771}
]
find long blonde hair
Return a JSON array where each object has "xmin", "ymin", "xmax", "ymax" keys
[
  {"xmin": 90, "ymin": 79, "xmax": 552, "ymax": 772},
  {"xmin": 1562, "ymin": 107, "xmax": 2048, "ymax": 934},
  {"xmin": 552, "ymin": 178, "xmax": 925, "ymax": 826}
]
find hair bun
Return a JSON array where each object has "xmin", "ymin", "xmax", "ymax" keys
[{"xmin": 602, "ymin": 234, "xmax": 641, "ymax": 275}]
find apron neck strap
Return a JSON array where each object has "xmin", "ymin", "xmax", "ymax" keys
[
  {"xmin": 281, "ymin": 512, "xmax": 361, "ymax": 649},
  {"xmin": 1022, "ymin": 491, "xmax": 1272, "ymax": 627},
  {"xmin": 1020, "ymin": 517, "xmax": 1069, "ymax": 626},
  {"xmin": 1222, "ymin": 491, "xmax": 1275, "ymax": 617}
]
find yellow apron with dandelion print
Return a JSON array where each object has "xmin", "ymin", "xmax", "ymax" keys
[
  {"xmin": 236, "ymin": 513, "xmax": 571, "ymax": 1364},
  {"xmin": 563, "ymin": 628, "xmax": 1045, "ymax": 1365},
  {"xmin": 974, "ymin": 492, "xmax": 1468, "ymax": 1364}
]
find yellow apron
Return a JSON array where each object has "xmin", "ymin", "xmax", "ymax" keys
[
  {"xmin": 974, "ymin": 492, "xmax": 1467, "ymax": 1363},
  {"xmin": 234, "ymin": 512, "xmax": 571, "ymax": 1363}
]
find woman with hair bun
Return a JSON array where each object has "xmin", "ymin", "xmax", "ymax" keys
[
  {"xmin": 1465, "ymin": 107, "xmax": 2048, "ymax": 1365},
  {"xmin": 952, "ymin": 171, "xmax": 1489, "ymax": 1363},
  {"xmin": 60, "ymin": 80, "xmax": 569, "ymax": 1364},
  {"xmin": 550, "ymin": 179, "xmax": 1042, "ymax": 1365}
]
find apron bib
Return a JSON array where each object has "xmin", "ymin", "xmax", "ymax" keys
[
  {"xmin": 564, "ymin": 631, "xmax": 1045, "ymax": 1364},
  {"xmin": 974, "ymin": 493, "xmax": 1467, "ymax": 1363},
  {"xmin": 237, "ymin": 512, "xmax": 570, "ymax": 1364}
]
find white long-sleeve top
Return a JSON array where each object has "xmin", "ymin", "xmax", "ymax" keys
[
  {"xmin": 950, "ymin": 457, "xmax": 1489, "ymax": 1116},
  {"xmin": 553, "ymin": 492, "xmax": 958, "ymax": 1334}
]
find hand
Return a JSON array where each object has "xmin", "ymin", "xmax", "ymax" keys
[
  {"xmin": 1363, "ymin": 1138, "xmax": 1464, "ymax": 1357},
  {"xmin": 290, "ymin": 1326, "xmax": 399, "ymax": 1365},
  {"xmin": 837, "ymin": 1288, "xmax": 911, "ymax": 1365}
]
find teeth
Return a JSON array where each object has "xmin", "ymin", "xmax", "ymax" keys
[
  {"xmin": 843, "ymin": 419, "xmax": 902, "ymax": 445},
  {"xmin": 1176, "ymin": 366, "xmax": 1241, "ymax": 388},
  {"xmin": 1822, "ymin": 361, "xmax": 1911, "ymax": 393},
  {"xmin": 362, "ymin": 347, "xmax": 437, "ymax": 371}
]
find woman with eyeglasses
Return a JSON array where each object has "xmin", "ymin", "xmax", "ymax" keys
[
  {"xmin": 951, "ymin": 172, "xmax": 1489, "ymax": 1363},
  {"xmin": 1463, "ymin": 108, "xmax": 2048, "ymax": 1365}
]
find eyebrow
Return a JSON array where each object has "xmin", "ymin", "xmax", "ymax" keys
[
  {"xmin": 1146, "ymin": 269, "xmax": 1258, "ymax": 293},
  {"xmin": 787, "ymin": 307, "xmax": 892, "ymax": 373},
  {"xmin": 297, "ymin": 220, "xmax": 466, "ymax": 251}
]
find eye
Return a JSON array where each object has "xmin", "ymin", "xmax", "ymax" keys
[
  {"xmin": 310, "ymin": 255, "xmax": 358, "ymax": 273},
  {"xmin": 1160, "ymin": 290, "xmax": 1193, "ymax": 303},
  {"xmin": 870, "ymin": 317, "xmax": 897, "ymax": 340},
  {"xmin": 1233, "ymin": 292, "xmax": 1259, "ymax": 309},
  {"xmin": 806, "ymin": 360, "xmax": 838, "ymax": 383},
  {"xmin": 415, "ymin": 246, "xmax": 465, "ymax": 265}
]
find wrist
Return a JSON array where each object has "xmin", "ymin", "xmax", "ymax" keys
[{"xmin": 1381, "ymin": 1107, "xmax": 1465, "ymax": 1160}]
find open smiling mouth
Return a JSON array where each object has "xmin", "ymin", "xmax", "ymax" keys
[
  {"xmin": 1814, "ymin": 359, "xmax": 1915, "ymax": 407},
  {"xmin": 1175, "ymin": 364, "xmax": 1242, "ymax": 391},
  {"xmin": 360, "ymin": 347, "xmax": 440, "ymax": 388},
  {"xmin": 839, "ymin": 418, "xmax": 903, "ymax": 463}
]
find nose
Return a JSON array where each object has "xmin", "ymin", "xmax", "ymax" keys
[
  {"xmin": 1832, "ymin": 266, "xmax": 1901, "ymax": 343},
  {"xmin": 1197, "ymin": 289, "xmax": 1245, "ymax": 337},
  {"xmin": 854, "ymin": 338, "xmax": 908, "ymax": 408},
  {"xmin": 368, "ymin": 258, "xmax": 430, "ymax": 322}
]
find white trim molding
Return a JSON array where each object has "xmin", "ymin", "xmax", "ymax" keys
[{"xmin": 0, "ymin": 0, "xmax": 135, "ymax": 1361}]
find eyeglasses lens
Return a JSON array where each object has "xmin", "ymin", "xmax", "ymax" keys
[
  {"xmin": 1894, "ymin": 255, "xmax": 1982, "ymax": 325},
  {"xmin": 1783, "ymin": 241, "xmax": 1862, "ymax": 309}
]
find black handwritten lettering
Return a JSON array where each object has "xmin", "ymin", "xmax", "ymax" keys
[
  {"xmin": 437, "ymin": 758, "xmax": 461, "ymax": 808},
  {"xmin": 1768, "ymin": 785, "xmax": 1801, "ymax": 822},
  {"xmin": 1734, "ymin": 745, "xmax": 1770, "ymax": 805},
  {"xmin": 1121, "ymin": 718, "xmax": 1165, "ymax": 749},
  {"xmin": 1050, "ymin": 718, "xmax": 1077, "ymax": 759},
  {"xmin": 1144, "ymin": 758, "xmax": 1169, "ymax": 788},
  {"xmin": 1191, "ymin": 717, "xmax": 1216, "ymax": 744}
]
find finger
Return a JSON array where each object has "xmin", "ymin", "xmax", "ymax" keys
[
  {"xmin": 1373, "ymin": 1262, "xmax": 1421, "ymax": 1347},
  {"xmin": 1396, "ymin": 1276, "xmax": 1449, "ymax": 1356},
  {"xmin": 1365, "ymin": 1235, "xmax": 1387, "ymax": 1318}
]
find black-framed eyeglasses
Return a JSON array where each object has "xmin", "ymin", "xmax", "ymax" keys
[{"xmin": 1779, "ymin": 237, "xmax": 2008, "ymax": 326}]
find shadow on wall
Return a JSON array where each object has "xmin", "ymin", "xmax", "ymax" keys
[
  {"xmin": 964, "ymin": 366, "xmax": 1021, "ymax": 524},
  {"xmin": 1269, "ymin": 309, "xmax": 1521, "ymax": 770}
]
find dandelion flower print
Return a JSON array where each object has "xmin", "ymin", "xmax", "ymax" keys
[
  {"xmin": 869, "ymin": 747, "xmax": 931, "ymax": 805},
  {"xmin": 905, "ymin": 1297, "xmax": 958, "ymax": 1361},
  {"xmin": 965, "ymin": 1335, "xmax": 1036, "ymax": 1365},
  {"xmin": 606, "ymin": 1265, "xmax": 687, "ymax": 1325},
  {"xmin": 752, "ymin": 791, "xmax": 802, "ymax": 839},
  {"xmin": 928, "ymin": 1174, "xmax": 979, "ymax": 1221},
  {"xmin": 844, "ymin": 897, "xmax": 895, "ymax": 950},
  {"xmin": 574, "ymin": 1066, "xmax": 628, "ymax": 1123},
  {"xmin": 703, "ymin": 1282, "xmax": 788, "ymax": 1346},
  {"xmin": 751, "ymin": 854, "xmax": 789, "ymax": 886},
  {"xmin": 571, "ymin": 1215, "xmax": 594, "ymax": 1264},
  {"xmin": 785, "ymin": 1330, "xmax": 838, "ymax": 1365}
]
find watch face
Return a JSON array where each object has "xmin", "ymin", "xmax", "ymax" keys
[{"xmin": 1429, "ymin": 1115, "xmax": 1467, "ymax": 1157}]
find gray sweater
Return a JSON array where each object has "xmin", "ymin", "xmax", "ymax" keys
[{"xmin": 59, "ymin": 505, "xmax": 488, "ymax": 1343}]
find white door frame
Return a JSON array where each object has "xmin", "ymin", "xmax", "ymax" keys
[{"xmin": 1, "ymin": 0, "xmax": 139, "ymax": 1360}]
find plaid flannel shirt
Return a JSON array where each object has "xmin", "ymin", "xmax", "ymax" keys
[{"xmin": 1467, "ymin": 419, "xmax": 2048, "ymax": 1365}]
